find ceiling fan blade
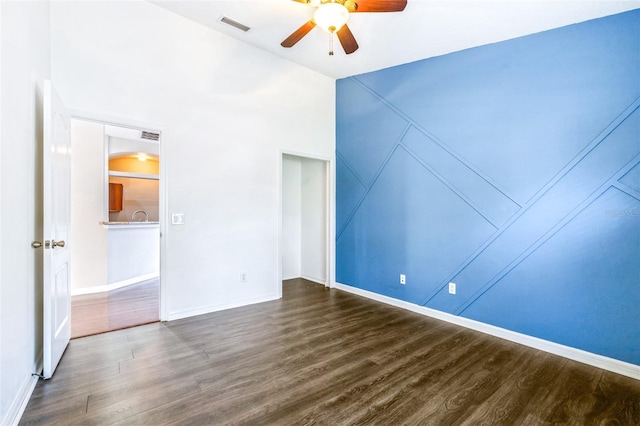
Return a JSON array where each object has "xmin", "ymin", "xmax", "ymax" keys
[
  {"xmin": 336, "ymin": 24, "xmax": 359, "ymax": 54},
  {"xmin": 281, "ymin": 20, "xmax": 317, "ymax": 48},
  {"xmin": 350, "ymin": 0, "xmax": 407, "ymax": 13}
]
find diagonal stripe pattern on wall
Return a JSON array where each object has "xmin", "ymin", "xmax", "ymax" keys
[{"xmin": 336, "ymin": 9, "xmax": 640, "ymax": 365}]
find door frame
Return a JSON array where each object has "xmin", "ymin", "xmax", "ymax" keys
[
  {"xmin": 278, "ymin": 150, "xmax": 334, "ymax": 298},
  {"xmin": 68, "ymin": 110, "xmax": 168, "ymax": 321}
]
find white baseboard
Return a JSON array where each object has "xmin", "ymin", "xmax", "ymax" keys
[
  {"xmin": 335, "ymin": 282, "xmax": 640, "ymax": 380},
  {"xmin": 166, "ymin": 294, "xmax": 280, "ymax": 322},
  {"xmin": 301, "ymin": 275, "xmax": 327, "ymax": 286},
  {"xmin": 4, "ymin": 356, "xmax": 42, "ymax": 426},
  {"xmin": 71, "ymin": 273, "xmax": 159, "ymax": 296}
]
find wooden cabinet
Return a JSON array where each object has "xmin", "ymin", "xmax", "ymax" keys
[{"xmin": 109, "ymin": 183, "xmax": 123, "ymax": 212}]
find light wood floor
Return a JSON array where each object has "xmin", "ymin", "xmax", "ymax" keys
[
  {"xmin": 22, "ymin": 279, "xmax": 639, "ymax": 425},
  {"xmin": 71, "ymin": 279, "xmax": 159, "ymax": 339}
]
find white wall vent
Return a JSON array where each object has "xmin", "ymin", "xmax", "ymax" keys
[
  {"xmin": 220, "ymin": 16, "xmax": 251, "ymax": 33},
  {"xmin": 140, "ymin": 131, "xmax": 160, "ymax": 141}
]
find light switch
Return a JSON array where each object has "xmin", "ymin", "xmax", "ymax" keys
[{"xmin": 171, "ymin": 213, "xmax": 184, "ymax": 225}]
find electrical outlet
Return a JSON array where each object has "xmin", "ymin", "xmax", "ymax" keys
[
  {"xmin": 448, "ymin": 282, "xmax": 456, "ymax": 295},
  {"xmin": 241, "ymin": 272, "xmax": 247, "ymax": 282},
  {"xmin": 400, "ymin": 274, "xmax": 406, "ymax": 285}
]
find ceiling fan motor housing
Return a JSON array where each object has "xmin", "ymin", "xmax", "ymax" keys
[
  {"xmin": 282, "ymin": 0, "xmax": 408, "ymax": 54},
  {"xmin": 314, "ymin": 2, "xmax": 350, "ymax": 33}
]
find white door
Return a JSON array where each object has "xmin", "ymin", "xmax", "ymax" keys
[{"xmin": 42, "ymin": 80, "xmax": 71, "ymax": 379}]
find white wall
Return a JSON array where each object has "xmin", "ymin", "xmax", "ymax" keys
[
  {"xmin": 50, "ymin": 0, "xmax": 335, "ymax": 320},
  {"xmin": 282, "ymin": 155, "xmax": 302, "ymax": 280},
  {"xmin": 0, "ymin": 1, "xmax": 50, "ymax": 423},
  {"xmin": 70, "ymin": 119, "xmax": 108, "ymax": 293},
  {"xmin": 301, "ymin": 158, "xmax": 327, "ymax": 284}
]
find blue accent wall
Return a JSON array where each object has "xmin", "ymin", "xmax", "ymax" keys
[{"xmin": 336, "ymin": 10, "xmax": 640, "ymax": 365}]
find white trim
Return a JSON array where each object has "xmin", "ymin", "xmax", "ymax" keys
[
  {"xmin": 323, "ymin": 158, "xmax": 331, "ymax": 288},
  {"xmin": 3, "ymin": 355, "xmax": 41, "ymax": 426},
  {"xmin": 278, "ymin": 150, "xmax": 333, "ymax": 298},
  {"xmin": 277, "ymin": 152, "xmax": 284, "ymax": 299},
  {"xmin": 328, "ymin": 154, "xmax": 336, "ymax": 289},
  {"xmin": 71, "ymin": 273, "xmax": 159, "ymax": 296},
  {"xmin": 335, "ymin": 282, "xmax": 640, "ymax": 380},
  {"xmin": 166, "ymin": 294, "xmax": 280, "ymax": 322},
  {"xmin": 158, "ymin": 128, "xmax": 168, "ymax": 321},
  {"xmin": 68, "ymin": 110, "xmax": 164, "ymax": 135},
  {"xmin": 68, "ymin": 112, "xmax": 167, "ymax": 322},
  {"xmin": 301, "ymin": 275, "xmax": 326, "ymax": 285},
  {"xmin": 280, "ymin": 150, "xmax": 331, "ymax": 163},
  {"xmin": 0, "ymin": 3, "xmax": 3, "ymax": 417},
  {"xmin": 3, "ymin": 375, "xmax": 38, "ymax": 426}
]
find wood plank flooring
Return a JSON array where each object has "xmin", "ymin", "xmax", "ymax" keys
[
  {"xmin": 71, "ymin": 279, "xmax": 159, "ymax": 338},
  {"xmin": 21, "ymin": 279, "xmax": 640, "ymax": 425}
]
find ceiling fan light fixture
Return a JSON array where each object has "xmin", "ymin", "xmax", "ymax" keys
[{"xmin": 314, "ymin": 2, "xmax": 349, "ymax": 33}]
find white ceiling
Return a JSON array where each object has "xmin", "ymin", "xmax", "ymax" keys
[{"xmin": 151, "ymin": 0, "xmax": 640, "ymax": 79}]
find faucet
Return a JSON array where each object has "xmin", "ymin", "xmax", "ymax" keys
[{"xmin": 132, "ymin": 210, "xmax": 148, "ymax": 222}]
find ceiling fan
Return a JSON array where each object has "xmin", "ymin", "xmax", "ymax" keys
[{"xmin": 281, "ymin": 0, "xmax": 408, "ymax": 55}]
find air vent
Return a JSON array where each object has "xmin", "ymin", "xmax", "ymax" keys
[
  {"xmin": 140, "ymin": 131, "xmax": 160, "ymax": 141},
  {"xmin": 220, "ymin": 16, "xmax": 251, "ymax": 33}
]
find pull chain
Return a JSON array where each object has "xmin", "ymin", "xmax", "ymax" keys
[{"xmin": 329, "ymin": 33, "xmax": 334, "ymax": 56}]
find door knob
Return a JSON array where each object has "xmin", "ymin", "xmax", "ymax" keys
[
  {"xmin": 52, "ymin": 240, "xmax": 65, "ymax": 248},
  {"xmin": 32, "ymin": 241, "xmax": 43, "ymax": 249}
]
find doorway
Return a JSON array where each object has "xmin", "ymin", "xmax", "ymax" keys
[
  {"xmin": 69, "ymin": 119, "xmax": 162, "ymax": 338},
  {"xmin": 281, "ymin": 154, "xmax": 330, "ymax": 291}
]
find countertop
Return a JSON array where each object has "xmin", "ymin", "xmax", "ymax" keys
[{"xmin": 101, "ymin": 221, "xmax": 160, "ymax": 227}]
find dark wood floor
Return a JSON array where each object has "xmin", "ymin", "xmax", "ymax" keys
[
  {"xmin": 22, "ymin": 279, "xmax": 639, "ymax": 425},
  {"xmin": 71, "ymin": 279, "xmax": 159, "ymax": 338}
]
